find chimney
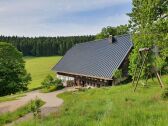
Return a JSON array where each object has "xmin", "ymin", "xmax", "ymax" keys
[{"xmin": 108, "ymin": 35, "xmax": 116, "ymax": 43}]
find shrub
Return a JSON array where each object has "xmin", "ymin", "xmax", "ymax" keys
[
  {"xmin": 161, "ymin": 87, "xmax": 168, "ymax": 100},
  {"xmin": 30, "ymin": 98, "xmax": 42, "ymax": 119},
  {"xmin": 113, "ymin": 69, "xmax": 122, "ymax": 84},
  {"xmin": 56, "ymin": 84, "xmax": 64, "ymax": 90},
  {"xmin": 41, "ymin": 75, "xmax": 62, "ymax": 88},
  {"xmin": 41, "ymin": 75, "xmax": 63, "ymax": 92},
  {"xmin": 113, "ymin": 69, "xmax": 122, "ymax": 78}
]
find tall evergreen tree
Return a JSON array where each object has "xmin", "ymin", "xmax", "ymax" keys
[{"xmin": 0, "ymin": 35, "xmax": 95, "ymax": 56}]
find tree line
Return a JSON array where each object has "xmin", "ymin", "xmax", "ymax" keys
[
  {"xmin": 0, "ymin": 25, "xmax": 129, "ymax": 57},
  {"xmin": 96, "ymin": 24, "xmax": 129, "ymax": 39},
  {"xmin": 0, "ymin": 35, "xmax": 95, "ymax": 56}
]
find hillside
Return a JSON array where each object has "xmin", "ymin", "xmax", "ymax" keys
[
  {"xmin": 24, "ymin": 56, "xmax": 62, "ymax": 89},
  {"xmin": 15, "ymin": 76, "xmax": 168, "ymax": 126}
]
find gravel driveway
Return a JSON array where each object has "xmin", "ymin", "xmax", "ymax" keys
[{"xmin": 0, "ymin": 87, "xmax": 75, "ymax": 115}]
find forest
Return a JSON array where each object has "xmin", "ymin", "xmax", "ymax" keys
[
  {"xmin": 0, "ymin": 35, "xmax": 95, "ymax": 56},
  {"xmin": 0, "ymin": 24, "xmax": 129, "ymax": 57}
]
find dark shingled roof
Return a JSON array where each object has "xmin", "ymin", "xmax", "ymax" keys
[{"xmin": 52, "ymin": 34, "xmax": 133, "ymax": 80}]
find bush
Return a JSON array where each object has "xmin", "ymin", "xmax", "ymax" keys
[
  {"xmin": 56, "ymin": 84, "xmax": 64, "ymax": 90},
  {"xmin": 41, "ymin": 75, "xmax": 62, "ymax": 88},
  {"xmin": 30, "ymin": 98, "xmax": 42, "ymax": 119},
  {"xmin": 41, "ymin": 75, "xmax": 63, "ymax": 92},
  {"xmin": 161, "ymin": 87, "xmax": 168, "ymax": 100},
  {"xmin": 113, "ymin": 69, "xmax": 122, "ymax": 84},
  {"xmin": 113, "ymin": 69, "xmax": 122, "ymax": 78}
]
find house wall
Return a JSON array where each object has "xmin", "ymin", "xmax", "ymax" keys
[
  {"xmin": 111, "ymin": 51, "xmax": 131, "ymax": 85},
  {"xmin": 57, "ymin": 74, "xmax": 74, "ymax": 86},
  {"xmin": 56, "ymin": 72, "xmax": 112, "ymax": 87},
  {"xmin": 119, "ymin": 51, "xmax": 131, "ymax": 77},
  {"xmin": 74, "ymin": 76, "xmax": 111, "ymax": 87}
]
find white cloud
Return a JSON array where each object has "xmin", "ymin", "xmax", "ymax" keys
[
  {"xmin": 0, "ymin": 0, "xmax": 131, "ymax": 36},
  {"xmin": 0, "ymin": 14, "xmax": 129, "ymax": 37},
  {"xmin": 102, "ymin": 14, "xmax": 130, "ymax": 27},
  {"xmin": 0, "ymin": 0, "xmax": 130, "ymax": 14}
]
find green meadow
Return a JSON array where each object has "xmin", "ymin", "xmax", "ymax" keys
[
  {"xmin": 15, "ymin": 76, "xmax": 168, "ymax": 126},
  {"xmin": 24, "ymin": 56, "xmax": 62, "ymax": 89}
]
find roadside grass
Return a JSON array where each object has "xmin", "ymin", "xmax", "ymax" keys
[
  {"xmin": 40, "ymin": 85, "xmax": 64, "ymax": 93},
  {"xmin": 14, "ymin": 75, "xmax": 168, "ymax": 126},
  {"xmin": 0, "ymin": 99, "xmax": 44, "ymax": 126},
  {"xmin": 0, "ymin": 93, "xmax": 25, "ymax": 103},
  {"xmin": 24, "ymin": 56, "xmax": 62, "ymax": 89}
]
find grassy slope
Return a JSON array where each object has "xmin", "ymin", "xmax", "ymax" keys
[
  {"xmin": 0, "ymin": 93, "xmax": 25, "ymax": 103},
  {"xmin": 0, "ymin": 99, "xmax": 44, "ymax": 126},
  {"xmin": 16, "ymin": 76, "xmax": 168, "ymax": 126},
  {"xmin": 24, "ymin": 56, "xmax": 62, "ymax": 89}
]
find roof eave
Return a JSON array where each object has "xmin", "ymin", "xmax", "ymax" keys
[{"xmin": 56, "ymin": 71, "xmax": 113, "ymax": 80}]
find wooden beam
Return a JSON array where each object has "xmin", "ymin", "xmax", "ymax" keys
[
  {"xmin": 155, "ymin": 72, "xmax": 164, "ymax": 88},
  {"xmin": 57, "ymin": 71, "xmax": 113, "ymax": 80},
  {"xmin": 134, "ymin": 51, "xmax": 148, "ymax": 92}
]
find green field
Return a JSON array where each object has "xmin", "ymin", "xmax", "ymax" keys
[
  {"xmin": 15, "ymin": 76, "xmax": 168, "ymax": 126},
  {"xmin": 24, "ymin": 56, "xmax": 62, "ymax": 89}
]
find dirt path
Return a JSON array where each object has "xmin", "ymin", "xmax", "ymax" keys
[
  {"xmin": 0, "ymin": 87, "xmax": 75, "ymax": 115},
  {"xmin": 0, "ymin": 87, "xmax": 76, "ymax": 126}
]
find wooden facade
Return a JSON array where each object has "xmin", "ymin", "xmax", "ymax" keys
[{"xmin": 57, "ymin": 72, "xmax": 112, "ymax": 87}]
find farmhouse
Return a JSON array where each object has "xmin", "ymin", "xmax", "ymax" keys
[{"xmin": 52, "ymin": 34, "xmax": 133, "ymax": 87}]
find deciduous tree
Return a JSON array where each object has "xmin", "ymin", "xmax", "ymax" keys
[
  {"xmin": 0, "ymin": 42, "xmax": 31, "ymax": 96},
  {"xmin": 96, "ymin": 25, "xmax": 129, "ymax": 39},
  {"xmin": 128, "ymin": 0, "xmax": 168, "ymax": 77}
]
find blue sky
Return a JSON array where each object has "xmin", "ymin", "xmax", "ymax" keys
[{"xmin": 0, "ymin": 0, "xmax": 132, "ymax": 37}]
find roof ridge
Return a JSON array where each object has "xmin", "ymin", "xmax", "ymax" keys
[
  {"xmin": 114, "ymin": 33, "xmax": 131, "ymax": 38},
  {"xmin": 74, "ymin": 38, "xmax": 106, "ymax": 46},
  {"xmin": 74, "ymin": 34, "xmax": 131, "ymax": 47}
]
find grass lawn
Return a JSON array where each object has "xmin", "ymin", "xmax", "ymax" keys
[
  {"xmin": 40, "ymin": 85, "xmax": 64, "ymax": 93},
  {"xmin": 0, "ymin": 93, "xmax": 25, "ymax": 103},
  {"xmin": 24, "ymin": 56, "xmax": 62, "ymax": 89},
  {"xmin": 15, "ymin": 75, "xmax": 168, "ymax": 126}
]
